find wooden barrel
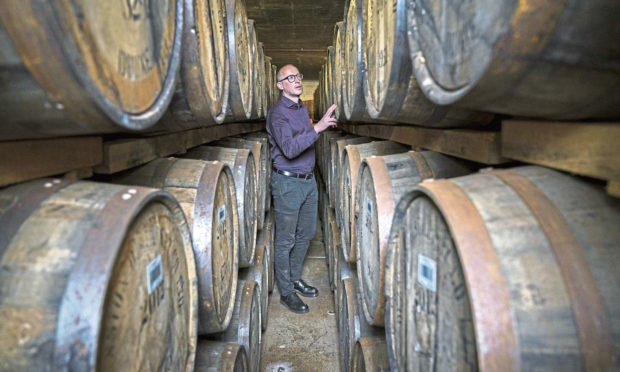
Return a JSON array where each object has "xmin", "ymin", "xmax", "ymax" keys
[
  {"xmin": 257, "ymin": 43, "xmax": 268, "ymax": 117},
  {"xmin": 319, "ymin": 131, "xmax": 346, "ymax": 201},
  {"xmin": 326, "ymin": 46, "xmax": 336, "ymax": 109},
  {"xmin": 332, "ymin": 136, "xmax": 373, "ymax": 226},
  {"xmin": 264, "ymin": 55, "xmax": 274, "ymax": 110},
  {"xmin": 107, "ymin": 157, "xmax": 239, "ymax": 334},
  {"xmin": 342, "ymin": 0, "xmax": 368, "ymax": 122},
  {"xmin": 215, "ymin": 279, "xmax": 262, "ymax": 372},
  {"xmin": 335, "ymin": 244, "xmax": 354, "ymax": 327},
  {"xmin": 271, "ymin": 64, "xmax": 279, "ymax": 105},
  {"xmin": 170, "ymin": 0, "xmax": 229, "ymax": 126},
  {"xmin": 329, "ymin": 135, "xmax": 368, "ymax": 206},
  {"xmin": 0, "ymin": 0, "xmax": 182, "ymax": 140},
  {"xmin": 362, "ymin": 0, "xmax": 494, "ymax": 127},
  {"xmin": 352, "ymin": 336, "xmax": 390, "ymax": 372},
  {"xmin": 355, "ymin": 151, "xmax": 476, "ymax": 326},
  {"xmin": 409, "ymin": 0, "xmax": 620, "ymax": 120},
  {"xmin": 332, "ymin": 22, "xmax": 345, "ymax": 120},
  {"xmin": 324, "ymin": 207, "xmax": 337, "ymax": 292},
  {"xmin": 195, "ymin": 341, "xmax": 248, "ymax": 371},
  {"xmin": 247, "ymin": 20, "xmax": 263, "ymax": 120},
  {"xmin": 225, "ymin": 0, "xmax": 253, "ymax": 121},
  {"xmin": 241, "ymin": 131, "xmax": 272, "ymax": 214},
  {"xmin": 240, "ymin": 244, "xmax": 269, "ymax": 332},
  {"xmin": 339, "ymin": 141, "xmax": 409, "ymax": 263},
  {"xmin": 385, "ymin": 166, "xmax": 620, "ymax": 371},
  {"xmin": 0, "ymin": 179, "xmax": 198, "ymax": 371},
  {"xmin": 215, "ymin": 137, "xmax": 266, "ymax": 230},
  {"xmin": 265, "ymin": 209, "xmax": 276, "ymax": 293},
  {"xmin": 183, "ymin": 146, "xmax": 257, "ymax": 267},
  {"xmin": 338, "ymin": 277, "xmax": 383, "ymax": 372}
]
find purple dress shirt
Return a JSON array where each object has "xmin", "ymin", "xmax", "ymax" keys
[{"xmin": 266, "ymin": 95, "xmax": 319, "ymax": 175}]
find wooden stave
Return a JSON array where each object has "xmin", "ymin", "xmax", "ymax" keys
[
  {"xmin": 240, "ymin": 244, "xmax": 269, "ymax": 332},
  {"xmin": 225, "ymin": 0, "xmax": 253, "ymax": 121},
  {"xmin": 352, "ymin": 336, "xmax": 390, "ymax": 372},
  {"xmin": 264, "ymin": 55, "xmax": 274, "ymax": 111},
  {"xmin": 215, "ymin": 137, "xmax": 266, "ymax": 230},
  {"xmin": 105, "ymin": 157, "xmax": 240, "ymax": 334},
  {"xmin": 329, "ymin": 134, "xmax": 364, "ymax": 207},
  {"xmin": 0, "ymin": 179, "xmax": 198, "ymax": 371},
  {"xmin": 355, "ymin": 151, "xmax": 476, "ymax": 326},
  {"xmin": 183, "ymin": 146, "xmax": 257, "ymax": 267},
  {"xmin": 384, "ymin": 165, "xmax": 620, "ymax": 372},
  {"xmin": 325, "ymin": 207, "xmax": 337, "ymax": 292},
  {"xmin": 195, "ymin": 340, "xmax": 248, "ymax": 372},
  {"xmin": 216, "ymin": 279, "xmax": 262, "ymax": 372},
  {"xmin": 361, "ymin": 0, "xmax": 493, "ymax": 128},
  {"xmin": 338, "ymin": 276, "xmax": 383, "ymax": 372},
  {"xmin": 339, "ymin": 141, "xmax": 410, "ymax": 264},
  {"xmin": 0, "ymin": 0, "xmax": 183, "ymax": 140},
  {"xmin": 408, "ymin": 0, "xmax": 620, "ymax": 120}
]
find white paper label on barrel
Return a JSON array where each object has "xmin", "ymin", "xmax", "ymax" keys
[
  {"xmin": 219, "ymin": 205, "xmax": 226, "ymax": 223},
  {"xmin": 417, "ymin": 254, "xmax": 437, "ymax": 292},
  {"xmin": 147, "ymin": 255, "xmax": 164, "ymax": 294}
]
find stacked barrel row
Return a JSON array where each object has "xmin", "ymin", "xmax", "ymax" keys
[
  {"xmin": 0, "ymin": 0, "xmax": 279, "ymax": 141},
  {"xmin": 0, "ymin": 132, "xmax": 274, "ymax": 372},
  {"xmin": 315, "ymin": 130, "xmax": 620, "ymax": 371},
  {"xmin": 314, "ymin": 0, "xmax": 620, "ymax": 126}
]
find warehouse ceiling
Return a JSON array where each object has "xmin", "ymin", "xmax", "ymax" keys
[{"xmin": 245, "ymin": 0, "xmax": 347, "ymax": 81}]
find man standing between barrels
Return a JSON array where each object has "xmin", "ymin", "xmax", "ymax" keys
[{"xmin": 267, "ymin": 64, "xmax": 337, "ymax": 313}]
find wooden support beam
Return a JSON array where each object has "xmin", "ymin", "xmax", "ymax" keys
[
  {"xmin": 95, "ymin": 122, "xmax": 266, "ymax": 174},
  {"xmin": 0, "ymin": 137, "xmax": 102, "ymax": 187},
  {"xmin": 502, "ymin": 121, "xmax": 620, "ymax": 181},
  {"xmin": 339, "ymin": 123, "xmax": 506, "ymax": 164}
]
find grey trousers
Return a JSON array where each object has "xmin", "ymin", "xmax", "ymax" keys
[{"xmin": 270, "ymin": 171, "xmax": 318, "ymax": 297}]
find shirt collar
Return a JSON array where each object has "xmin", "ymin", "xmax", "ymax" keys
[{"xmin": 280, "ymin": 95, "xmax": 303, "ymax": 109}]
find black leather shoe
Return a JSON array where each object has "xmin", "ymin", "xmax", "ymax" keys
[
  {"xmin": 293, "ymin": 279, "xmax": 319, "ymax": 297},
  {"xmin": 280, "ymin": 293, "xmax": 309, "ymax": 314}
]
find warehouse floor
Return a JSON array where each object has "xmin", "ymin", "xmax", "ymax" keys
[{"xmin": 260, "ymin": 219, "xmax": 339, "ymax": 372}]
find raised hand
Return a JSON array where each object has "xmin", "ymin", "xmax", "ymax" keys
[{"xmin": 314, "ymin": 104, "xmax": 338, "ymax": 133}]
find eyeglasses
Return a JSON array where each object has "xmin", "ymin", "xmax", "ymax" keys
[{"xmin": 278, "ymin": 73, "xmax": 304, "ymax": 83}]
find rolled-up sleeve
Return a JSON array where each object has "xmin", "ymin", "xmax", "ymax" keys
[{"xmin": 269, "ymin": 110, "xmax": 319, "ymax": 159}]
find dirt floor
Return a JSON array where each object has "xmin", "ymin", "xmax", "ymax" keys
[{"xmin": 260, "ymin": 220, "xmax": 340, "ymax": 372}]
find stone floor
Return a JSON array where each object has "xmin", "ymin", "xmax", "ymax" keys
[{"xmin": 259, "ymin": 220, "xmax": 339, "ymax": 372}]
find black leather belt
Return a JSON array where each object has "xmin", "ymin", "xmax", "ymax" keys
[{"xmin": 275, "ymin": 168, "xmax": 314, "ymax": 180}]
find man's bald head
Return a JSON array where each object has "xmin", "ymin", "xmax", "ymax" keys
[{"xmin": 277, "ymin": 64, "xmax": 298, "ymax": 82}]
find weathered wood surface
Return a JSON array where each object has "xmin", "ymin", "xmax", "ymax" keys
[
  {"xmin": 409, "ymin": 0, "xmax": 620, "ymax": 120},
  {"xmin": 0, "ymin": 137, "xmax": 102, "ymax": 187},
  {"xmin": 92, "ymin": 122, "xmax": 265, "ymax": 175},
  {"xmin": 240, "ymin": 244, "xmax": 269, "ymax": 332},
  {"xmin": 195, "ymin": 341, "xmax": 248, "ymax": 372},
  {"xmin": 340, "ymin": 141, "xmax": 409, "ymax": 263},
  {"xmin": 242, "ymin": 131, "xmax": 272, "ymax": 214},
  {"xmin": 214, "ymin": 137, "xmax": 267, "ymax": 230},
  {"xmin": 340, "ymin": 123, "xmax": 506, "ymax": 164},
  {"xmin": 355, "ymin": 151, "xmax": 476, "ymax": 326},
  {"xmin": 352, "ymin": 336, "xmax": 390, "ymax": 372},
  {"xmin": 338, "ymin": 277, "xmax": 383, "ymax": 372},
  {"xmin": 502, "ymin": 120, "xmax": 620, "ymax": 182},
  {"xmin": 183, "ymin": 146, "xmax": 257, "ymax": 268},
  {"xmin": 361, "ymin": 0, "xmax": 493, "ymax": 127},
  {"xmin": 169, "ymin": 0, "xmax": 229, "ymax": 126},
  {"xmin": 248, "ymin": 20, "xmax": 263, "ymax": 120},
  {"xmin": 0, "ymin": 180, "xmax": 197, "ymax": 371},
  {"xmin": 107, "ymin": 158, "xmax": 239, "ymax": 334},
  {"xmin": 385, "ymin": 166, "xmax": 620, "ymax": 371},
  {"xmin": 0, "ymin": 0, "xmax": 182, "ymax": 140},
  {"xmin": 213, "ymin": 279, "xmax": 261, "ymax": 372},
  {"xmin": 225, "ymin": 0, "xmax": 253, "ymax": 121}
]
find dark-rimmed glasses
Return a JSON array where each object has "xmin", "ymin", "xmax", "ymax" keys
[{"xmin": 278, "ymin": 73, "xmax": 304, "ymax": 83}]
